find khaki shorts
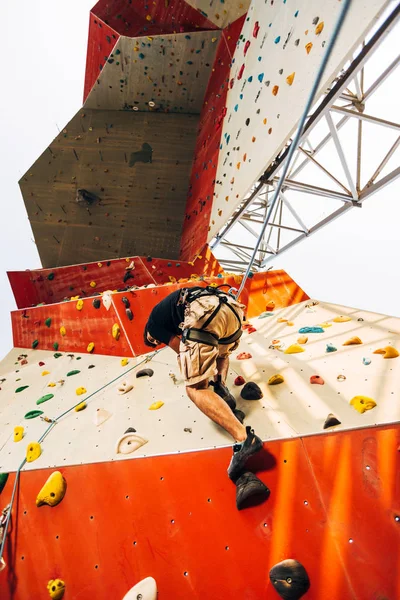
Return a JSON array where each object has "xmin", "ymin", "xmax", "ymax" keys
[{"xmin": 177, "ymin": 295, "xmax": 245, "ymax": 385}]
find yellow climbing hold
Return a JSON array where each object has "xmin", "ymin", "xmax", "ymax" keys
[
  {"xmin": 333, "ymin": 315, "xmax": 352, "ymax": 323},
  {"xmin": 305, "ymin": 42, "xmax": 313, "ymax": 54},
  {"xmin": 343, "ymin": 336, "xmax": 362, "ymax": 346},
  {"xmin": 318, "ymin": 322, "xmax": 332, "ymax": 328},
  {"xmin": 286, "ymin": 72, "xmax": 295, "ymax": 85},
  {"xmin": 90, "ymin": 281, "xmax": 96, "ymax": 288},
  {"xmin": 36, "ymin": 471, "xmax": 67, "ymax": 507},
  {"xmin": 112, "ymin": 323, "xmax": 121, "ymax": 341},
  {"xmin": 121, "ymin": 358, "xmax": 129, "ymax": 366},
  {"xmin": 350, "ymin": 395, "xmax": 377, "ymax": 414},
  {"xmin": 76, "ymin": 299, "xmax": 84, "ymax": 311},
  {"xmin": 284, "ymin": 344, "xmax": 305, "ymax": 354},
  {"xmin": 60, "ymin": 326, "xmax": 66, "ymax": 337},
  {"xmin": 42, "ymin": 370, "xmax": 50, "ymax": 376},
  {"xmin": 373, "ymin": 346, "xmax": 399, "ymax": 359},
  {"xmin": 71, "ymin": 295, "xmax": 80, "ymax": 301},
  {"xmin": 26, "ymin": 441, "xmax": 41, "ymax": 463},
  {"xmin": 76, "ymin": 387, "xmax": 87, "ymax": 396},
  {"xmin": 75, "ymin": 401, "xmax": 87, "ymax": 412},
  {"xmin": 297, "ymin": 336, "xmax": 308, "ymax": 344},
  {"xmin": 315, "ymin": 21, "xmax": 324, "ymax": 35},
  {"xmin": 277, "ymin": 318, "xmax": 288, "ymax": 323},
  {"xmin": 47, "ymin": 578, "xmax": 65, "ymax": 600},
  {"xmin": 48, "ymin": 382, "xmax": 56, "ymax": 387},
  {"xmin": 97, "ymin": 262, "xmax": 103, "ymax": 267},
  {"xmin": 169, "ymin": 276, "xmax": 177, "ymax": 283},
  {"xmin": 286, "ymin": 321, "xmax": 294, "ymax": 327},
  {"xmin": 149, "ymin": 401, "xmax": 164, "ymax": 410},
  {"xmin": 268, "ymin": 374, "xmax": 284, "ymax": 385},
  {"xmin": 14, "ymin": 426, "xmax": 24, "ymax": 442},
  {"xmin": 87, "ymin": 342, "xmax": 95, "ymax": 353}
]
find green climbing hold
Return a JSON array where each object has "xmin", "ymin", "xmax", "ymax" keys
[
  {"xmin": 67, "ymin": 370, "xmax": 81, "ymax": 377},
  {"xmin": 115, "ymin": 49, "xmax": 121, "ymax": 55},
  {"xmin": 45, "ymin": 318, "xmax": 52, "ymax": 327},
  {"xmin": 76, "ymin": 357, "xmax": 82, "ymax": 360},
  {"xmin": 24, "ymin": 410, "xmax": 44, "ymax": 419},
  {"xmin": 47, "ymin": 272, "xmax": 55, "ymax": 280},
  {"xmin": 32, "ymin": 339, "xmax": 39, "ymax": 349},
  {"xmin": 36, "ymin": 394, "xmax": 54, "ymax": 405},
  {"xmin": 16, "ymin": 385, "xmax": 29, "ymax": 393},
  {"xmin": 53, "ymin": 342, "xmax": 59, "ymax": 350},
  {"xmin": 0, "ymin": 473, "xmax": 9, "ymax": 494},
  {"xmin": 54, "ymin": 353, "xmax": 62, "ymax": 358}
]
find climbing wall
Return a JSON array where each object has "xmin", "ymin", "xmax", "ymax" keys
[{"xmin": 184, "ymin": 0, "xmax": 250, "ymax": 28}]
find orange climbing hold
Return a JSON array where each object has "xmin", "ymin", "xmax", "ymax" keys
[
  {"xmin": 266, "ymin": 301, "xmax": 275, "ymax": 311},
  {"xmin": 373, "ymin": 346, "xmax": 399, "ymax": 359},
  {"xmin": 343, "ymin": 336, "xmax": 362, "ymax": 345},
  {"xmin": 305, "ymin": 42, "xmax": 313, "ymax": 54},
  {"xmin": 286, "ymin": 72, "xmax": 295, "ymax": 85},
  {"xmin": 315, "ymin": 21, "xmax": 324, "ymax": 35},
  {"xmin": 272, "ymin": 85, "xmax": 279, "ymax": 96}
]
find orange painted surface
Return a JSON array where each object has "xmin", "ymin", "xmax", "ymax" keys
[{"xmin": 1, "ymin": 424, "xmax": 399, "ymax": 599}]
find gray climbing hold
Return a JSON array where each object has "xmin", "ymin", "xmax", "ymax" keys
[
  {"xmin": 241, "ymin": 382, "xmax": 263, "ymax": 400},
  {"xmin": 323, "ymin": 414, "xmax": 341, "ymax": 430},
  {"xmin": 124, "ymin": 427, "xmax": 137, "ymax": 434},
  {"xmin": 269, "ymin": 559, "xmax": 310, "ymax": 599},
  {"xmin": 136, "ymin": 368, "xmax": 154, "ymax": 378}
]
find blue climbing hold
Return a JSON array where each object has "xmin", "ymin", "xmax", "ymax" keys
[
  {"xmin": 299, "ymin": 327, "xmax": 325, "ymax": 334},
  {"xmin": 295, "ymin": 10, "xmax": 299, "ymax": 17},
  {"xmin": 248, "ymin": 76, "xmax": 253, "ymax": 82},
  {"xmin": 258, "ymin": 73, "xmax": 264, "ymax": 83},
  {"xmin": 234, "ymin": 104, "xmax": 239, "ymax": 112},
  {"xmin": 240, "ymin": 94, "xmax": 243, "ymax": 100},
  {"xmin": 258, "ymin": 56, "xmax": 262, "ymax": 61},
  {"xmin": 326, "ymin": 343, "xmax": 337, "ymax": 353},
  {"xmin": 363, "ymin": 357, "xmax": 371, "ymax": 365},
  {"xmin": 258, "ymin": 312, "xmax": 275, "ymax": 319},
  {"xmin": 274, "ymin": 36, "xmax": 281, "ymax": 44},
  {"xmin": 226, "ymin": 135, "xmax": 230, "ymax": 144}
]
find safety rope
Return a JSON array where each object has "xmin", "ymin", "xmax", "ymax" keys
[
  {"xmin": 0, "ymin": 348, "xmax": 164, "ymax": 565},
  {"xmin": 235, "ymin": 0, "xmax": 352, "ymax": 300}
]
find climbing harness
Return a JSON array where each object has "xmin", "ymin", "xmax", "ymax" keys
[{"xmin": 179, "ymin": 285, "xmax": 243, "ymax": 347}]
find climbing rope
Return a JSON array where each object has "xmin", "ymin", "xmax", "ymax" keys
[
  {"xmin": 0, "ymin": 348, "xmax": 164, "ymax": 565},
  {"xmin": 235, "ymin": 0, "xmax": 352, "ymax": 300}
]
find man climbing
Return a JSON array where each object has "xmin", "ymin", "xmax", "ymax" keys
[{"xmin": 144, "ymin": 285, "xmax": 263, "ymax": 481}]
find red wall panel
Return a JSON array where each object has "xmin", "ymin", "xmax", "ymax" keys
[{"xmin": 84, "ymin": 13, "xmax": 120, "ymax": 101}]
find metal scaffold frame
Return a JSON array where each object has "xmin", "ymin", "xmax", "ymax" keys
[{"xmin": 211, "ymin": 3, "xmax": 400, "ymax": 273}]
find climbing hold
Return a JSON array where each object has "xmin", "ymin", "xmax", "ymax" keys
[
  {"xmin": 318, "ymin": 322, "xmax": 332, "ymax": 328},
  {"xmin": 117, "ymin": 380, "xmax": 133, "ymax": 395},
  {"xmin": 136, "ymin": 368, "xmax": 154, "ymax": 378},
  {"xmin": 237, "ymin": 352, "xmax": 252, "ymax": 360},
  {"xmin": 116, "ymin": 432, "xmax": 148, "ymax": 455},
  {"xmin": 26, "ymin": 441, "xmax": 42, "ymax": 463},
  {"xmin": 88, "ymin": 365, "xmax": 95, "ymax": 369},
  {"xmin": 90, "ymin": 281, "xmax": 96, "ymax": 288},
  {"xmin": 258, "ymin": 312, "xmax": 275, "ymax": 319},
  {"xmin": 25, "ymin": 410, "xmax": 44, "ymax": 419},
  {"xmin": 121, "ymin": 358, "xmax": 129, "ymax": 367},
  {"xmin": 373, "ymin": 346, "xmax": 399, "ymax": 359},
  {"xmin": 45, "ymin": 318, "xmax": 52, "ymax": 327},
  {"xmin": 234, "ymin": 376, "xmax": 245, "ymax": 386},
  {"xmin": 102, "ymin": 291, "xmax": 113, "ymax": 310},
  {"xmin": 92, "ymin": 298, "xmax": 101, "ymax": 309},
  {"xmin": 241, "ymin": 382, "xmax": 263, "ymax": 400},
  {"xmin": 286, "ymin": 72, "xmax": 295, "ymax": 85},
  {"xmin": 236, "ymin": 471, "xmax": 270, "ymax": 510},
  {"xmin": 75, "ymin": 402, "xmax": 87, "ymax": 412},
  {"xmin": 286, "ymin": 321, "xmax": 294, "ymax": 327},
  {"xmin": 274, "ymin": 36, "xmax": 281, "ymax": 44},
  {"xmin": 297, "ymin": 336, "xmax": 308, "ymax": 344},
  {"xmin": 126, "ymin": 308, "xmax": 133, "ymax": 321},
  {"xmin": 53, "ymin": 342, "xmax": 59, "ymax": 350},
  {"xmin": 54, "ymin": 353, "xmax": 62, "ymax": 358},
  {"xmin": 284, "ymin": 344, "xmax": 305, "ymax": 354},
  {"xmin": 277, "ymin": 318, "xmax": 288, "ymax": 323},
  {"xmin": 60, "ymin": 326, "xmax": 66, "ymax": 336},
  {"xmin": 36, "ymin": 394, "xmax": 54, "ymax": 405},
  {"xmin": 16, "ymin": 385, "xmax": 29, "ymax": 393},
  {"xmin": 350, "ymin": 395, "xmax": 377, "ymax": 414},
  {"xmin": 268, "ymin": 374, "xmax": 284, "ymax": 385},
  {"xmin": 48, "ymin": 382, "xmax": 56, "ymax": 387},
  {"xmin": 305, "ymin": 42, "xmax": 313, "ymax": 54},
  {"xmin": 343, "ymin": 336, "xmax": 362, "ymax": 345},
  {"xmin": 122, "ymin": 296, "xmax": 130, "ymax": 308},
  {"xmin": 14, "ymin": 426, "xmax": 24, "ymax": 442},
  {"xmin": 315, "ymin": 21, "xmax": 324, "ymax": 35},
  {"xmin": 94, "ymin": 408, "xmax": 112, "ymax": 426},
  {"xmin": 42, "ymin": 370, "xmax": 50, "ymax": 376},
  {"xmin": 75, "ymin": 387, "xmax": 86, "ymax": 396},
  {"xmin": 32, "ymin": 339, "xmax": 39, "ymax": 349},
  {"xmin": 272, "ymin": 85, "xmax": 279, "ymax": 96},
  {"xmin": 310, "ymin": 375, "xmax": 324, "ymax": 385},
  {"xmin": 324, "ymin": 414, "xmax": 341, "ymax": 429},
  {"xmin": 337, "ymin": 374, "xmax": 346, "ymax": 382},
  {"xmin": 76, "ymin": 299, "xmax": 84, "ymax": 311},
  {"xmin": 149, "ymin": 401, "xmax": 164, "ymax": 410},
  {"xmin": 253, "ymin": 21, "xmax": 260, "ymax": 38},
  {"xmin": 363, "ymin": 357, "xmax": 371, "ymax": 365},
  {"xmin": 269, "ymin": 559, "xmax": 310, "ymax": 600},
  {"xmin": 122, "ymin": 577, "xmax": 157, "ymax": 600},
  {"xmin": 266, "ymin": 301, "xmax": 276, "ymax": 311},
  {"xmin": 47, "ymin": 272, "xmax": 55, "ymax": 281},
  {"xmin": 298, "ymin": 327, "xmax": 324, "ymax": 334},
  {"xmin": 36, "ymin": 471, "xmax": 67, "ymax": 507},
  {"xmin": 112, "ymin": 323, "xmax": 120, "ymax": 340},
  {"xmin": 87, "ymin": 342, "xmax": 95, "ymax": 353},
  {"xmin": 47, "ymin": 579, "xmax": 65, "ymax": 600},
  {"xmin": 326, "ymin": 343, "xmax": 337, "ymax": 353},
  {"xmin": 333, "ymin": 315, "xmax": 351, "ymax": 323},
  {"xmin": 0, "ymin": 473, "xmax": 9, "ymax": 494}
]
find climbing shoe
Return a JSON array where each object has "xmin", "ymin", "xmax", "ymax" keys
[
  {"xmin": 233, "ymin": 409, "xmax": 245, "ymax": 424},
  {"xmin": 228, "ymin": 426, "xmax": 263, "ymax": 481},
  {"xmin": 209, "ymin": 376, "xmax": 236, "ymax": 411},
  {"xmin": 235, "ymin": 471, "xmax": 270, "ymax": 510}
]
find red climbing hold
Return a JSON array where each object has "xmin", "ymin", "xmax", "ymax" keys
[
  {"xmin": 234, "ymin": 376, "xmax": 245, "ymax": 386},
  {"xmin": 244, "ymin": 40, "xmax": 251, "ymax": 56},
  {"xmin": 253, "ymin": 21, "xmax": 260, "ymax": 38},
  {"xmin": 39, "ymin": 362, "xmax": 45, "ymax": 367},
  {"xmin": 310, "ymin": 375, "xmax": 325, "ymax": 385},
  {"xmin": 237, "ymin": 64, "xmax": 245, "ymax": 80}
]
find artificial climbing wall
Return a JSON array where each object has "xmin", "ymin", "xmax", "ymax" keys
[
  {"xmin": 20, "ymin": 109, "xmax": 199, "ymax": 268},
  {"xmin": 180, "ymin": 0, "xmax": 390, "ymax": 257}
]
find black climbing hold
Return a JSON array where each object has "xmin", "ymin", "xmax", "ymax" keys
[
  {"xmin": 245, "ymin": 118, "xmax": 250, "ymax": 126},
  {"xmin": 88, "ymin": 365, "xmax": 95, "ymax": 369},
  {"xmin": 124, "ymin": 427, "xmax": 137, "ymax": 434},
  {"xmin": 146, "ymin": 256, "xmax": 152, "ymax": 262},
  {"xmin": 106, "ymin": 261, "xmax": 111, "ymax": 267},
  {"xmin": 54, "ymin": 353, "xmax": 62, "ymax": 358},
  {"xmin": 323, "ymin": 414, "xmax": 341, "ymax": 429},
  {"xmin": 248, "ymin": 272, "xmax": 254, "ymax": 278},
  {"xmin": 76, "ymin": 189, "xmax": 99, "ymax": 205},
  {"xmin": 294, "ymin": 39, "xmax": 300, "ymax": 46},
  {"xmin": 269, "ymin": 559, "xmax": 310, "ymax": 600},
  {"xmin": 236, "ymin": 471, "xmax": 270, "ymax": 510},
  {"xmin": 126, "ymin": 308, "xmax": 133, "ymax": 321},
  {"xmin": 241, "ymin": 382, "xmax": 263, "ymax": 400},
  {"xmin": 122, "ymin": 296, "xmax": 130, "ymax": 308},
  {"xmin": 47, "ymin": 272, "xmax": 55, "ymax": 280},
  {"xmin": 279, "ymin": 68, "xmax": 283, "ymax": 74},
  {"xmin": 123, "ymin": 271, "xmax": 134, "ymax": 283},
  {"xmin": 92, "ymin": 299, "xmax": 101, "ymax": 309},
  {"xmin": 136, "ymin": 368, "xmax": 154, "ymax": 378}
]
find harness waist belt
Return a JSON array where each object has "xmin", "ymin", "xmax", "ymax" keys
[{"xmin": 182, "ymin": 327, "xmax": 243, "ymax": 347}]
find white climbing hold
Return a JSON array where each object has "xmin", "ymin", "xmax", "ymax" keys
[
  {"xmin": 94, "ymin": 408, "xmax": 112, "ymax": 426},
  {"xmin": 116, "ymin": 432, "xmax": 148, "ymax": 455},
  {"xmin": 102, "ymin": 291, "xmax": 113, "ymax": 311},
  {"xmin": 122, "ymin": 577, "xmax": 157, "ymax": 600},
  {"xmin": 117, "ymin": 380, "xmax": 134, "ymax": 395}
]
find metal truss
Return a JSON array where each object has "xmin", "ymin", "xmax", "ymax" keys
[{"xmin": 211, "ymin": 2, "xmax": 400, "ymax": 273}]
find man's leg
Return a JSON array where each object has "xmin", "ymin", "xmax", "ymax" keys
[
  {"xmin": 186, "ymin": 379, "xmax": 246, "ymax": 442},
  {"xmin": 215, "ymin": 356, "xmax": 229, "ymax": 384}
]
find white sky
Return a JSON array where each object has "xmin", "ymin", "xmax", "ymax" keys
[{"xmin": 1, "ymin": 0, "xmax": 399, "ymax": 360}]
